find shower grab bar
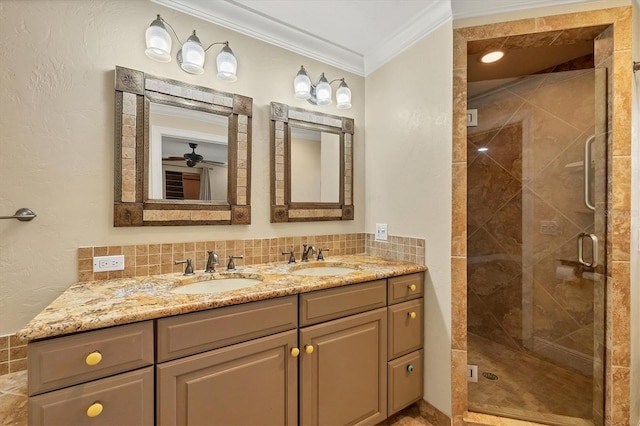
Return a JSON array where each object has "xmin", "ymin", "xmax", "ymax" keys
[
  {"xmin": 577, "ymin": 233, "xmax": 598, "ymax": 268},
  {"xmin": 0, "ymin": 208, "xmax": 37, "ymax": 222},
  {"xmin": 584, "ymin": 135, "xmax": 596, "ymax": 211}
]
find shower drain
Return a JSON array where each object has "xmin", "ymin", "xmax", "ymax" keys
[{"xmin": 482, "ymin": 372, "xmax": 499, "ymax": 381}]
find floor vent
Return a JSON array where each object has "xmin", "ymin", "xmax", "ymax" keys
[{"xmin": 482, "ymin": 372, "xmax": 499, "ymax": 381}]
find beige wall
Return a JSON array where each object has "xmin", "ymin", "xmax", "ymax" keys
[
  {"xmin": 0, "ymin": 0, "xmax": 364, "ymax": 334},
  {"xmin": 365, "ymin": 22, "xmax": 454, "ymax": 416}
]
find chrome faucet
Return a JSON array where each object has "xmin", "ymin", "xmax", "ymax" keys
[
  {"xmin": 174, "ymin": 259, "xmax": 194, "ymax": 276},
  {"xmin": 205, "ymin": 251, "xmax": 219, "ymax": 273},
  {"xmin": 227, "ymin": 255, "xmax": 243, "ymax": 271},
  {"xmin": 301, "ymin": 244, "xmax": 316, "ymax": 262}
]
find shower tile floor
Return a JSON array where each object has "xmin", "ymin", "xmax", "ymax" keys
[{"xmin": 468, "ymin": 333, "xmax": 594, "ymax": 424}]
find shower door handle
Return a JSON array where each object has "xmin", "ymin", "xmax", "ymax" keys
[
  {"xmin": 577, "ymin": 233, "xmax": 598, "ymax": 268},
  {"xmin": 584, "ymin": 135, "xmax": 596, "ymax": 211}
]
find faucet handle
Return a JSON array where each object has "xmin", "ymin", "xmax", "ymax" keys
[
  {"xmin": 174, "ymin": 259, "xmax": 195, "ymax": 276},
  {"xmin": 227, "ymin": 255, "xmax": 244, "ymax": 271},
  {"xmin": 282, "ymin": 249, "xmax": 296, "ymax": 264},
  {"xmin": 317, "ymin": 248, "xmax": 330, "ymax": 261}
]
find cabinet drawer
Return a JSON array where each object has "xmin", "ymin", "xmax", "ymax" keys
[
  {"xmin": 387, "ymin": 273, "xmax": 424, "ymax": 305},
  {"xmin": 388, "ymin": 350, "xmax": 423, "ymax": 416},
  {"xmin": 157, "ymin": 295, "xmax": 297, "ymax": 362},
  {"xmin": 29, "ymin": 366, "xmax": 154, "ymax": 425},
  {"xmin": 388, "ymin": 299, "xmax": 423, "ymax": 360},
  {"xmin": 299, "ymin": 280, "xmax": 387, "ymax": 327},
  {"xmin": 28, "ymin": 321, "xmax": 154, "ymax": 396}
]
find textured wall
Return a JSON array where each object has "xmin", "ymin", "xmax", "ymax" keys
[
  {"xmin": 364, "ymin": 23, "xmax": 454, "ymax": 416},
  {"xmin": 0, "ymin": 0, "xmax": 365, "ymax": 334}
]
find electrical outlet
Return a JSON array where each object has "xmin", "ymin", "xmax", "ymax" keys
[
  {"xmin": 375, "ymin": 223, "xmax": 388, "ymax": 241},
  {"xmin": 467, "ymin": 364, "xmax": 478, "ymax": 382},
  {"xmin": 93, "ymin": 255, "xmax": 125, "ymax": 272}
]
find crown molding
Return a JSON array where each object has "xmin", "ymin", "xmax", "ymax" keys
[
  {"xmin": 364, "ymin": 1, "xmax": 452, "ymax": 75},
  {"xmin": 152, "ymin": 0, "xmax": 365, "ymax": 76},
  {"xmin": 451, "ymin": 0, "xmax": 600, "ymax": 20}
]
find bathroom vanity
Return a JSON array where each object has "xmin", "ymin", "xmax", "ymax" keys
[{"xmin": 20, "ymin": 257, "xmax": 425, "ymax": 426}]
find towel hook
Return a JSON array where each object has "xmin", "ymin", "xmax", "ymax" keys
[{"xmin": 0, "ymin": 208, "xmax": 37, "ymax": 222}]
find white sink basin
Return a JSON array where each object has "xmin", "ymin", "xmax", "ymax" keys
[
  {"xmin": 171, "ymin": 278, "xmax": 262, "ymax": 295},
  {"xmin": 290, "ymin": 265, "xmax": 357, "ymax": 276}
]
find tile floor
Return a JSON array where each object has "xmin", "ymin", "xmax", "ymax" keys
[{"xmin": 468, "ymin": 333, "xmax": 593, "ymax": 424}]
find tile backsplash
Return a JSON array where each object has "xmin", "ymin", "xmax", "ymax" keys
[
  {"xmin": 78, "ymin": 232, "xmax": 425, "ymax": 282},
  {"xmin": 0, "ymin": 335, "xmax": 27, "ymax": 375}
]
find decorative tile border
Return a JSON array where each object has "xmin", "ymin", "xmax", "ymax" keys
[{"xmin": 0, "ymin": 335, "xmax": 27, "ymax": 376}]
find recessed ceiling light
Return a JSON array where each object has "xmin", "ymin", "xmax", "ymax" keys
[
  {"xmin": 480, "ymin": 51, "xmax": 504, "ymax": 64},
  {"xmin": 477, "ymin": 147, "xmax": 489, "ymax": 152}
]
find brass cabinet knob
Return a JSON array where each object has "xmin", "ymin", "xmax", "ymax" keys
[
  {"xmin": 86, "ymin": 402, "xmax": 103, "ymax": 418},
  {"xmin": 305, "ymin": 345, "xmax": 314, "ymax": 354},
  {"xmin": 291, "ymin": 348, "xmax": 300, "ymax": 357},
  {"xmin": 85, "ymin": 351, "xmax": 102, "ymax": 366},
  {"xmin": 406, "ymin": 364, "xmax": 414, "ymax": 373},
  {"xmin": 408, "ymin": 311, "xmax": 417, "ymax": 319},
  {"xmin": 408, "ymin": 284, "xmax": 417, "ymax": 291}
]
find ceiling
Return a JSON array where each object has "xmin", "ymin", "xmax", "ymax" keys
[{"xmin": 152, "ymin": 0, "xmax": 605, "ymax": 76}]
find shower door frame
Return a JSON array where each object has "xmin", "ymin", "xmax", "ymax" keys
[{"xmin": 451, "ymin": 6, "xmax": 634, "ymax": 425}]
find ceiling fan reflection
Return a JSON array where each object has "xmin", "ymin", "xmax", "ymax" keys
[{"xmin": 163, "ymin": 142, "xmax": 224, "ymax": 167}]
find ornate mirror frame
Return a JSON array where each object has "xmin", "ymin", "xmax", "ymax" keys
[
  {"xmin": 270, "ymin": 102, "xmax": 354, "ymax": 222},
  {"xmin": 114, "ymin": 66, "xmax": 252, "ymax": 226}
]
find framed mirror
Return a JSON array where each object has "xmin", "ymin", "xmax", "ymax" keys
[
  {"xmin": 114, "ymin": 66, "xmax": 252, "ymax": 226},
  {"xmin": 270, "ymin": 102, "xmax": 354, "ymax": 222}
]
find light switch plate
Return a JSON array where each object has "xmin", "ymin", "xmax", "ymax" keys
[
  {"xmin": 375, "ymin": 223, "xmax": 388, "ymax": 241},
  {"xmin": 467, "ymin": 364, "xmax": 478, "ymax": 382}
]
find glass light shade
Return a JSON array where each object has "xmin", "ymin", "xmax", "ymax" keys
[
  {"xmin": 216, "ymin": 44, "xmax": 237, "ymax": 82},
  {"xmin": 294, "ymin": 66, "xmax": 311, "ymax": 99},
  {"xmin": 336, "ymin": 80, "xmax": 351, "ymax": 109},
  {"xmin": 180, "ymin": 31, "xmax": 205, "ymax": 75},
  {"xmin": 145, "ymin": 16, "xmax": 172, "ymax": 62},
  {"xmin": 315, "ymin": 73, "xmax": 332, "ymax": 105}
]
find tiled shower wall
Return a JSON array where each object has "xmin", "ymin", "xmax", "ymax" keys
[{"xmin": 467, "ymin": 69, "xmax": 599, "ymax": 372}]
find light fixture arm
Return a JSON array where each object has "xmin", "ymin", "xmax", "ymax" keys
[
  {"xmin": 155, "ymin": 15, "xmax": 184, "ymax": 45},
  {"xmin": 203, "ymin": 41, "xmax": 229, "ymax": 52}
]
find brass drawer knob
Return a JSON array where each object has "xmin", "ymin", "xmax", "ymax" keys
[
  {"xmin": 406, "ymin": 364, "xmax": 414, "ymax": 373},
  {"xmin": 305, "ymin": 345, "xmax": 314, "ymax": 354},
  {"xmin": 408, "ymin": 311, "xmax": 417, "ymax": 319},
  {"xmin": 86, "ymin": 402, "xmax": 103, "ymax": 418},
  {"xmin": 85, "ymin": 351, "xmax": 102, "ymax": 366},
  {"xmin": 408, "ymin": 284, "xmax": 417, "ymax": 291},
  {"xmin": 291, "ymin": 347, "xmax": 300, "ymax": 357}
]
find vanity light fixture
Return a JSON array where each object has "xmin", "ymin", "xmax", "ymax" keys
[
  {"xmin": 480, "ymin": 50, "xmax": 505, "ymax": 64},
  {"xmin": 294, "ymin": 66, "xmax": 352, "ymax": 109},
  {"xmin": 145, "ymin": 14, "xmax": 238, "ymax": 81}
]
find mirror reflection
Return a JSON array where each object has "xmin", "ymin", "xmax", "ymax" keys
[
  {"xmin": 148, "ymin": 103, "xmax": 229, "ymax": 203},
  {"xmin": 290, "ymin": 126, "xmax": 340, "ymax": 203}
]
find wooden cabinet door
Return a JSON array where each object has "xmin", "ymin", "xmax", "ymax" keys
[
  {"xmin": 157, "ymin": 330, "xmax": 297, "ymax": 426},
  {"xmin": 29, "ymin": 367, "xmax": 154, "ymax": 426},
  {"xmin": 299, "ymin": 308, "xmax": 387, "ymax": 426}
]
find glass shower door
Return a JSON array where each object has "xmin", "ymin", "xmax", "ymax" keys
[{"xmin": 467, "ymin": 67, "xmax": 607, "ymax": 424}]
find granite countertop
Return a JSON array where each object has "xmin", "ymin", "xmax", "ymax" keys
[{"xmin": 17, "ymin": 255, "xmax": 426, "ymax": 343}]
